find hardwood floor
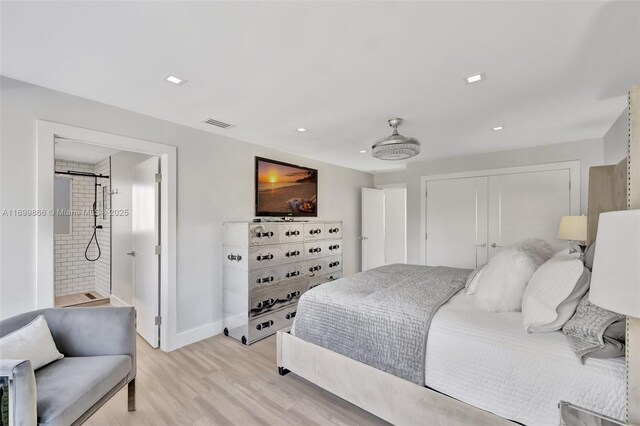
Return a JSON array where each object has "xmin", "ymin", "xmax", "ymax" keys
[{"xmin": 86, "ymin": 334, "xmax": 389, "ymax": 426}]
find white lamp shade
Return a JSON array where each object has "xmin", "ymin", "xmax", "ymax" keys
[
  {"xmin": 589, "ymin": 210, "xmax": 640, "ymax": 318},
  {"xmin": 557, "ymin": 215, "xmax": 587, "ymax": 242}
]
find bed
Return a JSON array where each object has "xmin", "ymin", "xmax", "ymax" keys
[{"xmin": 278, "ymin": 87, "xmax": 639, "ymax": 426}]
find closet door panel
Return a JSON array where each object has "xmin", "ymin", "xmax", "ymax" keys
[
  {"xmin": 489, "ymin": 169, "xmax": 571, "ymax": 255},
  {"xmin": 426, "ymin": 177, "xmax": 488, "ymax": 268}
]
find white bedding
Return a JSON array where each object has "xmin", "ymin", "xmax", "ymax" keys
[{"xmin": 425, "ymin": 290, "xmax": 626, "ymax": 426}]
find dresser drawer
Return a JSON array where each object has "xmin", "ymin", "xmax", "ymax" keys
[
  {"xmin": 249, "ymin": 224, "xmax": 279, "ymax": 246},
  {"xmin": 278, "ymin": 223, "xmax": 304, "ymax": 243},
  {"xmin": 249, "ymin": 280, "xmax": 307, "ymax": 317},
  {"xmin": 249, "ymin": 263, "xmax": 305, "ymax": 290},
  {"xmin": 325, "ymin": 222, "xmax": 342, "ymax": 239},
  {"xmin": 325, "ymin": 255, "xmax": 343, "ymax": 274},
  {"xmin": 303, "ymin": 223, "xmax": 325, "ymax": 241},
  {"xmin": 308, "ymin": 272, "xmax": 343, "ymax": 290},
  {"xmin": 304, "ymin": 241, "xmax": 325, "ymax": 259},
  {"xmin": 321, "ymin": 239, "xmax": 342, "ymax": 256},
  {"xmin": 249, "ymin": 243, "xmax": 304, "ymax": 269},
  {"xmin": 248, "ymin": 305, "xmax": 298, "ymax": 343}
]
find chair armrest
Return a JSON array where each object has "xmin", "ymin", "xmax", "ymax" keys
[
  {"xmin": 0, "ymin": 359, "xmax": 37, "ymax": 426},
  {"xmin": 44, "ymin": 307, "xmax": 136, "ymax": 380}
]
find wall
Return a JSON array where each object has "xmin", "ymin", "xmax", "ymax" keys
[
  {"xmin": 383, "ymin": 187, "xmax": 406, "ymax": 264},
  {"xmin": 94, "ymin": 157, "xmax": 111, "ymax": 297},
  {"xmin": 110, "ymin": 151, "xmax": 153, "ymax": 306},
  {"xmin": 0, "ymin": 77, "xmax": 373, "ymax": 340},
  {"xmin": 374, "ymin": 138, "xmax": 604, "ymax": 264},
  {"xmin": 53, "ymin": 160, "xmax": 96, "ymax": 297},
  {"xmin": 604, "ymin": 108, "xmax": 629, "ymax": 164}
]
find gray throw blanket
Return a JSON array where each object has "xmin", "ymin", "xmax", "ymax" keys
[{"xmin": 292, "ymin": 264, "xmax": 470, "ymax": 385}]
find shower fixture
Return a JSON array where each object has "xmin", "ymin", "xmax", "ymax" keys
[{"xmin": 55, "ymin": 170, "xmax": 110, "ymax": 262}]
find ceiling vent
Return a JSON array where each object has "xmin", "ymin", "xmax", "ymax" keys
[{"xmin": 202, "ymin": 118, "xmax": 234, "ymax": 129}]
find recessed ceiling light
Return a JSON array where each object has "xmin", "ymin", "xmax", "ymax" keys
[
  {"xmin": 465, "ymin": 72, "xmax": 486, "ymax": 84},
  {"xmin": 360, "ymin": 150, "xmax": 367, "ymax": 154},
  {"xmin": 162, "ymin": 73, "xmax": 187, "ymax": 86},
  {"xmin": 296, "ymin": 128, "xmax": 308, "ymax": 132},
  {"xmin": 492, "ymin": 126, "xmax": 504, "ymax": 131}
]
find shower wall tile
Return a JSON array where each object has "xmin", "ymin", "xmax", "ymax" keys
[
  {"xmin": 54, "ymin": 160, "xmax": 98, "ymax": 296},
  {"xmin": 95, "ymin": 158, "xmax": 111, "ymax": 297}
]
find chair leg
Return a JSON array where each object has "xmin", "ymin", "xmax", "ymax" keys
[{"xmin": 127, "ymin": 379, "xmax": 136, "ymax": 412}]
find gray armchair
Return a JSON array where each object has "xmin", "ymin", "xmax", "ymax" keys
[{"xmin": 0, "ymin": 307, "xmax": 136, "ymax": 426}]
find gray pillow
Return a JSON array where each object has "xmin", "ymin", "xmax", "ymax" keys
[
  {"xmin": 562, "ymin": 293, "xmax": 625, "ymax": 362},
  {"xmin": 584, "ymin": 242, "xmax": 596, "ymax": 270}
]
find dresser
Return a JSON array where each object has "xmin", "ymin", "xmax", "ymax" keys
[{"xmin": 223, "ymin": 221, "xmax": 343, "ymax": 344}]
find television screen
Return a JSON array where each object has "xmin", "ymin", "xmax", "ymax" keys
[{"xmin": 255, "ymin": 157, "xmax": 318, "ymax": 217}]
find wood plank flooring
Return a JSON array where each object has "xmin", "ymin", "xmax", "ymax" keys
[{"xmin": 86, "ymin": 334, "xmax": 389, "ymax": 426}]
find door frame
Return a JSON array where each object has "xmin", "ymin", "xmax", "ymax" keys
[
  {"xmin": 37, "ymin": 120, "xmax": 177, "ymax": 352},
  {"xmin": 419, "ymin": 161, "xmax": 580, "ymax": 265},
  {"xmin": 375, "ymin": 183, "xmax": 407, "ymax": 264}
]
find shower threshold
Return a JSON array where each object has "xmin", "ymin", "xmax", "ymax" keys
[{"xmin": 55, "ymin": 291, "xmax": 110, "ymax": 308}]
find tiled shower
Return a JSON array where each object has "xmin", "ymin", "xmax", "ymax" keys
[{"xmin": 54, "ymin": 159, "xmax": 111, "ymax": 304}]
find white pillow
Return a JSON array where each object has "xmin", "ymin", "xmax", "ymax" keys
[
  {"xmin": 465, "ymin": 266, "xmax": 485, "ymax": 295},
  {"xmin": 522, "ymin": 256, "xmax": 590, "ymax": 333},
  {"xmin": 474, "ymin": 239, "xmax": 553, "ymax": 312},
  {"xmin": 0, "ymin": 315, "xmax": 63, "ymax": 370}
]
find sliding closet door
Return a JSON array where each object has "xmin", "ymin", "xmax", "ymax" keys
[
  {"xmin": 426, "ymin": 177, "xmax": 488, "ymax": 268},
  {"xmin": 488, "ymin": 169, "xmax": 571, "ymax": 257}
]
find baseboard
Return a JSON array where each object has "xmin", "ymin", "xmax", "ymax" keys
[
  {"xmin": 172, "ymin": 320, "xmax": 223, "ymax": 350},
  {"xmin": 109, "ymin": 295, "xmax": 130, "ymax": 307}
]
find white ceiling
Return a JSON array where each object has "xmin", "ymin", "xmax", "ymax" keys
[
  {"xmin": 2, "ymin": 1, "xmax": 638, "ymax": 173},
  {"xmin": 55, "ymin": 139, "xmax": 120, "ymax": 164}
]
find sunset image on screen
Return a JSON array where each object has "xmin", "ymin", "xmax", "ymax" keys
[{"xmin": 257, "ymin": 159, "xmax": 317, "ymax": 215}]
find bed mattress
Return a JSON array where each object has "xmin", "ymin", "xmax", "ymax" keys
[{"xmin": 425, "ymin": 290, "xmax": 626, "ymax": 426}]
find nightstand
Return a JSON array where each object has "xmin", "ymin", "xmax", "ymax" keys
[{"xmin": 559, "ymin": 402, "xmax": 626, "ymax": 426}]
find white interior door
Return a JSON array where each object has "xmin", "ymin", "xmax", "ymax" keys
[
  {"xmin": 426, "ymin": 177, "xmax": 488, "ymax": 268},
  {"xmin": 132, "ymin": 157, "xmax": 160, "ymax": 348},
  {"xmin": 488, "ymin": 169, "xmax": 571, "ymax": 256},
  {"xmin": 361, "ymin": 188, "xmax": 385, "ymax": 271},
  {"xmin": 383, "ymin": 187, "xmax": 407, "ymax": 264}
]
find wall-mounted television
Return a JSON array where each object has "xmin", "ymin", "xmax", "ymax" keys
[{"xmin": 255, "ymin": 157, "xmax": 318, "ymax": 217}]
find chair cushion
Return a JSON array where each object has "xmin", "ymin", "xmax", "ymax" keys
[{"xmin": 35, "ymin": 355, "xmax": 131, "ymax": 426}]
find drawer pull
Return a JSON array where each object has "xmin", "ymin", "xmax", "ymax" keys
[
  {"xmin": 257, "ymin": 231, "xmax": 274, "ymax": 238},
  {"xmin": 256, "ymin": 320, "xmax": 274, "ymax": 331},
  {"xmin": 256, "ymin": 254, "xmax": 274, "ymax": 262},
  {"xmin": 309, "ymin": 283, "xmax": 321, "ymax": 290},
  {"xmin": 256, "ymin": 298, "xmax": 275, "ymax": 309},
  {"xmin": 285, "ymin": 250, "xmax": 300, "ymax": 257},
  {"xmin": 285, "ymin": 290, "xmax": 300, "ymax": 301},
  {"xmin": 285, "ymin": 311, "xmax": 297, "ymax": 320},
  {"xmin": 309, "ymin": 228, "xmax": 322, "ymax": 235},
  {"xmin": 286, "ymin": 271, "xmax": 300, "ymax": 278},
  {"xmin": 328, "ymin": 227, "xmax": 340, "ymax": 234},
  {"xmin": 309, "ymin": 265, "xmax": 322, "ymax": 272},
  {"xmin": 308, "ymin": 247, "xmax": 322, "ymax": 254},
  {"xmin": 227, "ymin": 254, "xmax": 242, "ymax": 262},
  {"xmin": 285, "ymin": 230, "xmax": 300, "ymax": 237},
  {"xmin": 329, "ymin": 244, "xmax": 340, "ymax": 250},
  {"xmin": 328, "ymin": 276, "xmax": 337, "ymax": 281},
  {"xmin": 329, "ymin": 261, "xmax": 340, "ymax": 268},
  {"xmin": 256, "ymin": 276, "xmax": 274, "ymax": 284}
]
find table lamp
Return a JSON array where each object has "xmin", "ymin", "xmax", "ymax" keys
[
  {"xmin": 589, "ymin": 210, "xmax": 640, "ymax": 424},
  {"xmin": 557, "ymin": 215, "xmax": 587, "ymax": 252}
]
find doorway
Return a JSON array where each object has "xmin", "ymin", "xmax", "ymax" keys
[
  {"xmin": 37, "ymin": 121, "xmax": 178, "ymax": 351},
  {"xmin": 53, "ymin": 139, "xmax": 162, "ymax": 348}
]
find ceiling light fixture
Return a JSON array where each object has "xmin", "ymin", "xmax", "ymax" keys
[
  {"xmin": 372, "ymin": 118, "xmax": 420, "ymax": 161},
  {"xmin": 493, "ymin": 126, "xmax": 504, "ymax": 131},
  {"xmin": 162, "ymin": 73, "xmax": 187, "ymax": 86},
  {"xmin": 296, "ymin": 128, "xmax": 308, "ymax": 132},
  {"xmin": 465, "ymin": 72, "xmax": 486, "ymax": 84},
  {"xmin": 360, "ymin": 150, "xmax": 367, "ymax": 154}
]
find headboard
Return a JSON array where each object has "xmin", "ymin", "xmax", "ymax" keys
[{"xmin": 586, "ymin": 157, "xmax": 628, "ymax": 246}]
